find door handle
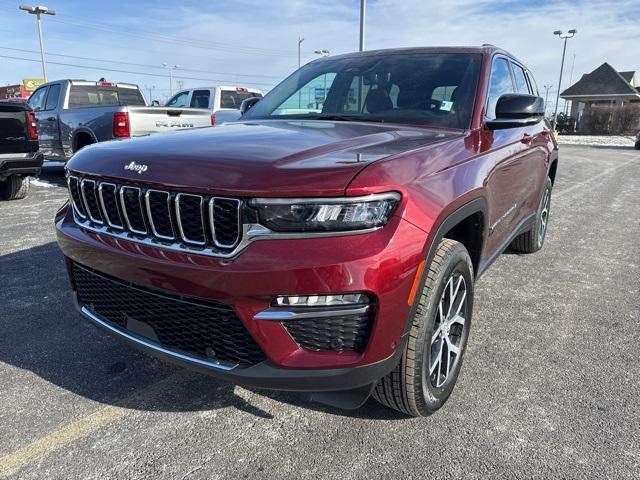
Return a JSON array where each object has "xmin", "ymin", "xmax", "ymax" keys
[{"xmin": 521, "ymin": 133, "xmax": 533, "ymax": 145}]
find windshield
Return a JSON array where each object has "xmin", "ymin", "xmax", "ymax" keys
[{"xmin": 245, "ymin": 52, "xmax": 482, "ymax": 129}]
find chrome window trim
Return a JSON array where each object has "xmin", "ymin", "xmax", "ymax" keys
[
  {"xmin": 145, "ymin": 189, "xmax": 175, "ymax": 241},
  {"xmin": 209, "ymin": 197, "xmax": 241, "ymax": 249},
  {"xmin": 175, "ymin": 193, "xmax": 207, "ymax": 246},
  {"xmin": 98, "ymin": 182, "xmax": 124, "ymax": 230},
  {"xmin": 119, "ymin": 186, "xmax": 147, "ymax": 235},
  {"xmin": 80, "ymin": 179, "xmax": 104, "ymax": 225},
  {"xmin": 66, "ymin": 175, "xmax": 86, "ymax": 219}
]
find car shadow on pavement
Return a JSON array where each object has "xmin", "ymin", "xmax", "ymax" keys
[
  {"xmin": 0, "ymin": 242, "xmax": 407, "ymax": 421},
  {"xmin": 36, "ymin": 166, "xmax": 67, "ymax": 187}
]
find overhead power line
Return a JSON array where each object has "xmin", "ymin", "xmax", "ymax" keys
[
  {"xmin": 0, "ymin": 54, "xmax": 277, "ymax": 88},
  {"xmin": 0, "ymin": 46, "xmax": 283, "ymax": 79},
  {"xmin": 0, "ymin": 5, "xmax": 294, "ymax": 57},
  {"xmin": 50, "ymin": 17, "xmax": 294, "ymax": 57}
]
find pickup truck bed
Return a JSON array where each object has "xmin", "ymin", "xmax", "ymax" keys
[{"xmin": 27, "ymin": 80, "xmax": 212, "ymax": 162}]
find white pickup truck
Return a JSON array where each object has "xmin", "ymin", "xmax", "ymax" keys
[
  {"xmin": 28, "ymin": 80, "xmax": 213, "ymax": 162},
  {"xmin": 165, "ymin": 86, "xmax": 263, "ymax": 125}
]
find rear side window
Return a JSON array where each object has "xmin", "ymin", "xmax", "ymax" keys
[
  {"xmin": 511, "ymin": 63, "xmax": 531, "ymax": 94},
  {"xmin": 220, "ymin": 90, "xmax": 261, "ymax": 109},
  {"xmin": 68, "ymin": 85, "xmax": 146, "ymax": 108},
  {"xmin": 486, "ymin": 58, "xmax": 514, "ymax": 119},
  {"xmin": 117, "ymin": 88, "xmax": 146, "ymax": 106},
  {"xmin": 166, "ymin": 91, "xmax": 189, "ymax": 107},
  {"xmin": 190, "ymin": 90, "xmax": 210, "ymax": 109},
  {"xmin": 28, "ymin": 87, "xmax": 48, "ymax": 111},
  {"xmin": 44, "ymin": 84, "xmax": 61, "ymax": 110}
]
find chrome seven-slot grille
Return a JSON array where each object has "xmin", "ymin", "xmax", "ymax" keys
[{"xmin": 67, "ymin": 175, "xmax": 242, "ymax": 255}]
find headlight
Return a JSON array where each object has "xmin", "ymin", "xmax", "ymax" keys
[{"xmin": 249, "ymin": 192, "xmax": 400, "ymax": 233}]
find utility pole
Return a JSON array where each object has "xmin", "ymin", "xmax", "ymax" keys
[
  {"xmin": 359, "ymin": 0, "xmax": 366, "ymax": 51},
  {"xmin": 19, "ymin": 5, "xmax": 56, "ymax": 82},
  {"xmin": 162, "ymin": 63, "xmax": 179, "ymax": 96},
  {"xmin": 552, "ymin": 29, "xmax": 577, "ymax": 130},
  {"xmin": 543, "ymin": 84, "xmax": 552, "ymax": 115},
  {"xmin": 145, "ymin": 84, "xmax": 156, "ymax": 104}
]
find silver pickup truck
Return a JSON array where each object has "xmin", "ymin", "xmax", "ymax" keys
[{"xmin": 27, "ymin": 80, "xmax": 213, "ymax": 162}]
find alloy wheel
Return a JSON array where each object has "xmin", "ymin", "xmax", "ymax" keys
[
  {"xmin": 428, "ymin": 273, "xmax": 467, "ymax": 388},
  {"xmin": 538, "ymin": 187, "xmax": 550, "ymax": 245}
]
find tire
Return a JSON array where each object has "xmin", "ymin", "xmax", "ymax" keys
[
  {"xmin": 0, "ymin": 175, "xmax": 30, "ymax": 201},
  {"xmin": 634, "ymin": 141, "xmax": 640, "ymax": 150},
  {"xmin": 373, "ymin": 239, "xmax": 474, "ymax": 417},
  {"xmin": 511, "ymin": 177, "xmax": 552, "ymax": 253}
]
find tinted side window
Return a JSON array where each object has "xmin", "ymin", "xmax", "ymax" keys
[
  {"xmin": 44, "ymin": 84, "xmax": 61, "ymax": 110},
  {"xmin": 116, "ymin": 88, "xmax": 146, "ymax": 106},
  {"xmin": 511, "ymin": 63, "xmax": 531, "ymax": 94},
  {"xmin": 190, "ymin": 90, "xmax": 210, "ymax": 109},
  {"xmin": 28, "ymin": 87, "xmax": 48, "ymax": 111},
  {"xmin": 486, "ymin": 58, "xmax": 514, "ymax": 119},
  {"xmin": 166, "ymin": 91, "xmax": 189, "ymax": 107},
  {"xmin": 220, "ymin": 90, "xmax": 261, "ymax": 109}
]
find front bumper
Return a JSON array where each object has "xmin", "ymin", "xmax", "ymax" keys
[
  {"xmin": 0, "ymin": 150, "xmax": 44, "ymax": 178},
  {"xmin": 56, "ymin": 205, "xmax": 428, "ymax": 391}
]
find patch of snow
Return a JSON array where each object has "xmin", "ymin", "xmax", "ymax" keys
[
  {"xmin": 31, "ymin": 178, "xmax": 57, "ymax": 188},
  {"xmin": 557, "ymin": 135, "xmax": 635, "ymax": 147}
]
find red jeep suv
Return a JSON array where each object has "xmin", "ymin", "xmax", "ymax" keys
[{"xmin": 56, "ymin": 46, "xmax": 557, "ymax": 416}]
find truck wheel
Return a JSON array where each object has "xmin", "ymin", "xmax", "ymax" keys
[
  {"xmin": 634, "ymin": 141, "xmax": 640, "ymax": 150},
  {"xmin": 511, "ymin": 177, "xmax": 552, "ymax": 253},
  {"xmin": 373, "ymin": 239, "xmax": 474, "ymax": 417},
  {"xmin": 0, "ymin": 175, "xmax": 30, "ymax": 201}
]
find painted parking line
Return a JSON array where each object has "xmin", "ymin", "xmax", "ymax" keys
[
  {"xmin": 554, "ymin": 157, "xmax": 638, "ymax": 199},
  {"xmin": 0, "ymin": 372, "xmax": 186, "ymax": 477}
]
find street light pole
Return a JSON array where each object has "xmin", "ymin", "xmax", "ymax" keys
[
  {"xmin": 298, "ymin": 37, "xmax": 305, "ymax": 69},
  {"xmin": 359, "ymin": 0, "xmax": 366, "ymax": 51},
  {"xmin": 543, "ymin": 84, "xmax": 552, "ymax": 115},
  {"xmin": 19, "ymin": 5, "xmax": 56, "ymax": 82},
  {"xmin": 552, "ymin": 29, "xmax": 577, "ymax": 130},
  {"xmin": 162, "ymin": 63, "xmax": 179, "ymax": 96}
]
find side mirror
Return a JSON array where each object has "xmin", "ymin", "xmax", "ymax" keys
[
  {"xmin": 240, "ymin": 97, "xmax": 260, "ymax": 116},
  {"xmin": 486, "ymin": 94, "xmax": 545, "ymax": 130},
  {"xmin": 151, "ymin": 100, "xmax": 160, "ymax": 106}
]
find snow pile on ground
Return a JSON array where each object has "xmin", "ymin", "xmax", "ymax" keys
[
  {"xmin": 557, "ymin": 135, "xmax": 636, "ymax": 147},
  {"xmin": 31, "ymin": 178, "xmax": 57, "ymax": 188}
]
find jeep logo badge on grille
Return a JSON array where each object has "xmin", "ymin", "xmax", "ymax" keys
[{"xmin": 124, "ymin": 161, "xmax": 148, "ymax": 174}]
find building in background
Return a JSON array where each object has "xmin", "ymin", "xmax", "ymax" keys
[
  {"xmin": 561, "ymin": 63, "xmax": 640, "ymax": 134},
  {"xmin": 0, "ymin": 78, "xmax": 45, "ymax": 100}
]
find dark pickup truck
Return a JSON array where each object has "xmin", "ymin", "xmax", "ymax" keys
[
  {"xmin": 57, "ymin": 46, "xmax": 558, "ymax": 416},
  {"xmin": 0, "ymin": 101, "xmax": 43, "ymax": 200}
]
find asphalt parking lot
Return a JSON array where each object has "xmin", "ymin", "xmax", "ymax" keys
[{"xmin": 0, "ymin": 144, "xmax": 638, "ymax": 479}]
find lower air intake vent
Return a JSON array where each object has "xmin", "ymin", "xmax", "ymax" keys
[
  {"xmin": 283, "ymin": 312, "xmax": 373, "ymax": 352},
  {"xmin": 72, "ymin": 263, "xmax": 266, "ymax": 365}
]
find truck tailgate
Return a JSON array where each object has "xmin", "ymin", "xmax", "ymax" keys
[{"xmin": 127, "ymin": 107, "xmax": 211, "ymax": 136}]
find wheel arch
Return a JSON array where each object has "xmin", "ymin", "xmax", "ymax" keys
[
  {"xmin": 72, "ymin": 128, "xmax": 98, "ymax": 152},
  {"xmin": 401, "ymin": 196, "xmax": 488, "ymax": 337}
]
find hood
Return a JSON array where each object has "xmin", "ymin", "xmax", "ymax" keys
[{"xmin": 67, "ymin": 120, "xmax": 461, "ymax": 196}]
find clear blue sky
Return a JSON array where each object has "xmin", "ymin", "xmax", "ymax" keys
[{"xmin": 1, "ymin": 0, "xmax": 638, "ymax": 104}]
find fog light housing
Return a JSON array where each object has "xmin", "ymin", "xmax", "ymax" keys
[{"xmin": 273, "ymin": 293, "xmax": 370, "ymax": 307}]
